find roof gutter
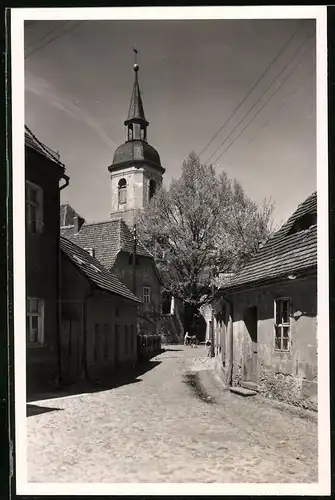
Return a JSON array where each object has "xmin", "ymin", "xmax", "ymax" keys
[{"xmin": 60, "ymin": 173, "xmax": 70, "ymax": 191}]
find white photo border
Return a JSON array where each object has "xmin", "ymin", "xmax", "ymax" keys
[{"xmin": 11, "ymin": 6, "xmax": 329, "ymax": 496}]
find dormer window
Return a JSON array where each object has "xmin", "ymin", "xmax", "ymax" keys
[
  {"xmin": 118, "ymin": 178, "xmax": 127, "ymax": 205},
  {"xmin": 288, "ymin": 213, "xmax": 317, "ymax": 235}
]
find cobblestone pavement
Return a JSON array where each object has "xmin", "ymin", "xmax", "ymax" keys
[{"xmin": 27, "ymin": 346, "xmax": 318, "ymax": 483}]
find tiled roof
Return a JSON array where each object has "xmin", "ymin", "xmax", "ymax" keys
[
  {"xmin": 218, "ymin": 192, "xmax": 317, "ymax": 291},
  {"xmin": 60, "ymin": 237, "xmax": 141, "ymax": 303},
  {"xmin": 60, "ymin": 216, "xmax": 153, "ymax": 270},
  {"xmin": 60, "ymin": 204, "xmax": 85, "ymax": 227}
]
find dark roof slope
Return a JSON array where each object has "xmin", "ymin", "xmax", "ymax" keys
[
  {"xmin": 25, "ymin": 125, "xmax": 65, "ymax": 168},
  {"xmin": 60, "ymin": 237, "xmax": 141, "ymax": 303},
  {"xmin": 61, "ymin": 216, "xmax": 153, "ymax": 270},
  {"xmin": 60, "ymin": 203, "xmax": 85, "ymax": 227},
  {"xmin": 218, "ymin": 192, "xmax": 317, "ymax": 291}
]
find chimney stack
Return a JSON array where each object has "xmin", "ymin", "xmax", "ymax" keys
[{"xmin": 73, "ymin": 216, "xmax": 84, "ymax": 233}]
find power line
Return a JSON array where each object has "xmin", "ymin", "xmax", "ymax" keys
[
  {"xmin": 25, "ymin": 23, "xmax": 69, "ymax": 53},
  {"xmin": 25, "ymin": 21, "xmax": 83, "ymax": 59},
  {"xmin": 204, "ymin": 30, "xmax": 314, "ymax": 165},
  {"xmin": 210, "ymin": 47, "xmax": 313, "ymax": 166},
  {"xmin": 197, "ymin": 21, "xmax": 302, "ymax": 159},
  {"xmin": 231, "ymin": 66, "xmax": 315, "ymax": 161}
]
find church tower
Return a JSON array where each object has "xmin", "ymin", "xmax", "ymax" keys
[{"xmin": 108, "ymin": 55, "xmax": 165, "ymax": 225}]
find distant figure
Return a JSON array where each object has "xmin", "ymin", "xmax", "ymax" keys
[
  {"xmin": 184, "ymin": 332, "xmax": 190, "ymax": 346},
  {"xmin": 205, "ymin": 339, "xmax": 212, "ymax": 357}
]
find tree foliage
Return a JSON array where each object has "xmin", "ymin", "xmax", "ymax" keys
[{"xmin": 137, "ymin": 152, "xmax": 274, "ymax": 308}]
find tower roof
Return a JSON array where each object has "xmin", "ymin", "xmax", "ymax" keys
[{"xmin": 124, "ymin": 64, "xmax": 148, "ymax": 126}]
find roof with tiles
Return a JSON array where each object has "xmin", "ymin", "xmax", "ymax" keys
[
  {"xmin": 218, "ymin": 192, "xmax": 317, "ymax": 292},
  {"xmin": 60, "ymin": 237, "xmax": 141, "ymax": 303},
  {"xmin": 60, "ymin": 206, "xmax": 153, "ymax": 270}
]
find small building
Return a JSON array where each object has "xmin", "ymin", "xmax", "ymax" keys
[
  {"xmin": 25, "ymin": 126, "xmax": 69, "ymax": 395},
  {"xmin": 60, "ymin": 208, "xmax": 161, "ymax": 338},
  {"xmin": 211, "ymin": 192, "xmax": 317, "ymax": 411},
  {"xmin": 60, "ymin": 237, "xmax": 141, "ymax": 384}
]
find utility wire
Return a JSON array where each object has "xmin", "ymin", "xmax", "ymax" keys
[
  {"xmin": 25, "ymin": 21, "xmax": 83, "ymax": 59},
  {"xmin": 25, "ymin": 23, "xmax": 69, "ymax": 53},
  {"xmin": 204, "ymin": 31, "xmax": 314, "ymax": 165},
  {"xmin": 209, "ymin": 46, "xmax": 313, "ymax": 166},
  {"xmin": 197, "ymin": 21, "xmax": 302, "ymax": 159},
  {"xmin": 232, "ymin": 66, "xmax": 315, "ymax": 161}
]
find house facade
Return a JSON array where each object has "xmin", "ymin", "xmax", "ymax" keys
[
  {"xmin": 60, "ymin": 237, "xmax": 140, "ymax": 384},
  {"xmin": 60, "ymin": 209, "xmax": 161, "ymax": 338},
  {"xmin": 25, "ymin": 126, "xmax": 69, "ymax": 395},
  {"xmin": 211, "ymin": 192, "xmax": 317, "ymax": 411}
]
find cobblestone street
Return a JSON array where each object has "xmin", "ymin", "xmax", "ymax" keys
[{"xmin": 27, "ymin": 346, "xmax": 318, "ymax": 483}]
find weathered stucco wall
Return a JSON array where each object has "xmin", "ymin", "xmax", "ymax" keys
[
  {"xmin": 26, "ymin": 148, "xmax": 63, "ymax": 395},
  {"xmin": 214, "ymin": 274, "xmax": 317, "ymax": 411},
  {"xmin": 61, "ymin": 256, "xmax": 138, "ymax": 384},
  {"xmin": 113, "ymin": 252, "xmax": 161, "ymax": 335}
]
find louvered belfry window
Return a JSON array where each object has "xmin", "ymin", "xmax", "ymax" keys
[
  {"xmin": 274, "ymin": 298, "xmax": 291, "ymax": 351},
  {"xmin": 118, "ymin": 178, "xmax": 127, "ymax": 205}
]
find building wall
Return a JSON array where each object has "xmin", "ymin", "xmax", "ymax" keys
[
  {"xmin": 214, "ymin": 274, "xmax": 317, "ymax": 411},
  {"xmin": 61, "ymin": 255, "xmax": 138, "ymax": 384},
  {"xmin": 110, "ymin": 164, "xmax": 163, "ymax": 213},
  {"xmin": 25, "ymin": 147, "xmax": 63, "ymax": 394},
  {"xmin": 112, "ymin": 252, "xmax": 161, "ymax": 335}
]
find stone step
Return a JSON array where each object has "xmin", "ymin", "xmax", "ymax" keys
[
  {"xmin": 229, "ymin": 386, "xmax": 257, "ymax": 397},
  {"xmin": 241, "ymin": 380, "xmax": 259, "ymax": 392}
]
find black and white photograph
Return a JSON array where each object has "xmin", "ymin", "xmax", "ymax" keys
[{"xmin": 10, "ymin": 6, "xmax": 329, "ymax": 496}]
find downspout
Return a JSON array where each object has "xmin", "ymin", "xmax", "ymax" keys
[
  {"xmin": 56, "ymin": 173, "xmax": 69, "ymax": 389},
  {"xmin": 82, "ymin": 286, "xmax": 95, "ymax": 380}
]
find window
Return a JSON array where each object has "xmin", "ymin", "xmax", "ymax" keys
[
  {"xmin": 143, "ymin": 287, "xmax": 151, "ymax": 304},
  {"xmin": 103, "ymin": 324, "xmax": 109, "ymax": 360},
  {"xmin": 118, "ymin": 178, "xmax": 127, "ymax": 205},
  {"xmin": 26, "ymin": 298, "xmax": 44, "ymax": 345},
  {"xmin": 149, "ymin": 180, "xmax": 156, "ymax": 201},
  {"xmin": 26, "ymin": 182, "xmax": 43, "ymax": 234},
  {"xmin": 288, "ymin": 213, "xmax": 317, "ymax": 235},
  {"xmin": 274, "ymin": 299, "xmax": 290, "ymax": 351},
  {"xmin": 85, "ymin": 248, "xmax": 95, "ymax": 257},
  {"xmin": 94, "ymin": 324, "xmax": 100, "ymax": 362}
]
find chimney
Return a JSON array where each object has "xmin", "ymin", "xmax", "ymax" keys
[{"xmin": 74, "ymin": 216, "xmax": 84, "ymax": 233}]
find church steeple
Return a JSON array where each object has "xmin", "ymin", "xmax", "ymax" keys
[{"xmin": 124, "ymin": 50, "xmax": 149, "ymax": 142}]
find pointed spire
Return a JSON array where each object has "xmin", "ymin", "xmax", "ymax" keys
[{"xmin": 125, "ymin": 49, "xmax": 148, "ymax": 126}]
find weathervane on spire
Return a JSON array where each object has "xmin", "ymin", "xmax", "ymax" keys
[{"xmin": 133, "ymin": 47, "xmax": 139, "ymax": 71}]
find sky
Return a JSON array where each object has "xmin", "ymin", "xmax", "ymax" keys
[{"xmin": 24, "ymin": 18, "xmax": 316, "ymax": 227}]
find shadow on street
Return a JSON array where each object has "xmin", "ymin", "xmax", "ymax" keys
[
  {"xmin": 27, "ymin": 404, "xmax": 63, "ymax": 417},
  {"xmin": 27, "ymin": 360, "xmax": 161, "ymax": 403}
]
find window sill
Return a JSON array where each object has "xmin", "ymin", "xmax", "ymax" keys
[
  {"xmin": 27, "ymin": 343, "xmax": 46, "ymax": 348},
  {"xmin": 274, "ymin": 349, "xmax": 291, "ymax": 353}
]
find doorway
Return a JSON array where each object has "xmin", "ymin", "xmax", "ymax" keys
[{"xmin": 243, "ymin": 306, "xmax": 258, "ymax": 384}]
